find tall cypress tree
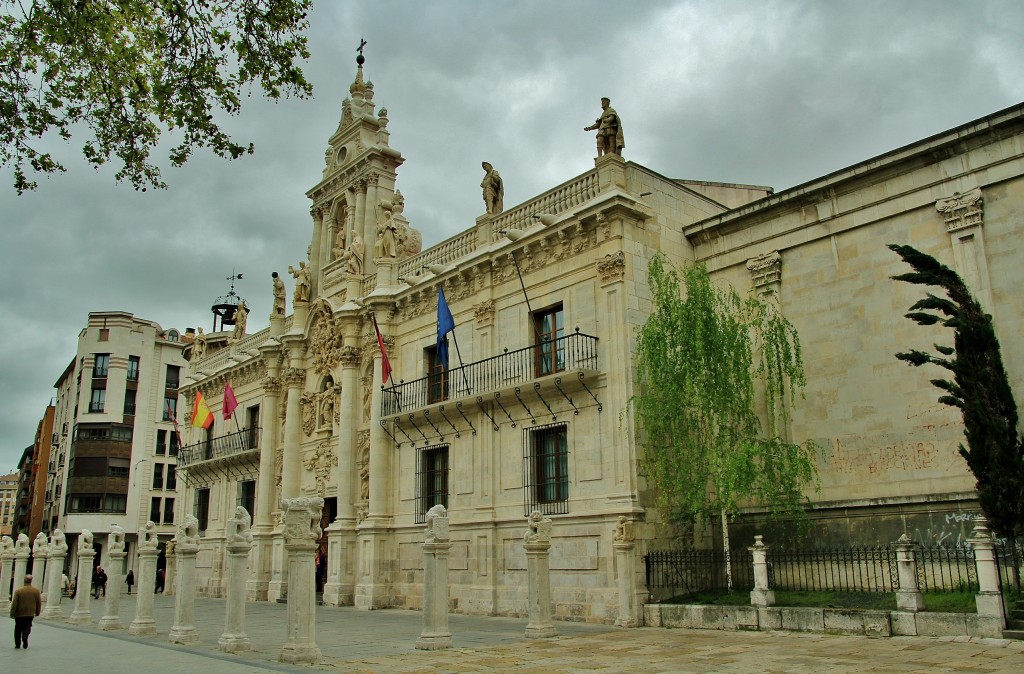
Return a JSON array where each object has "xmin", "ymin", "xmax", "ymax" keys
[{"xmin": 890, "ymin": 244, "xmax": 1024, "ymax": 539}]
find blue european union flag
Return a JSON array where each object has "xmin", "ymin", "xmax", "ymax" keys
[{"xmin": 436, "ymin": 287, "xmax": 455, "ymax": 370}]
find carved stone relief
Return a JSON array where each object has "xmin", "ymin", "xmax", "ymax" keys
[
  {"xmin": 596, "ymin": 250, "xmax": 626, "ymax": 283},
  {"xmin": 474, "ymin": 299, "xmax": 495, "ymax": 327},
  {"xmin": 936, "ymin": 188, "xmax": 983, "ymax": 233},
  {"xmin": 309, "ymin": 303, "xmax": 342, "ymax": 375},
  {"xmin": 747, "ymin": 250, "xmax": 782, "ymax": 295},
  {"xmin": 302, "ymin": 440, "xmax": 338, "ymax": 497}
]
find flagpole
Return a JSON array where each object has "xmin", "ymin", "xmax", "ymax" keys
[
  {"xmin": 449, "ymin": 331, "xmax": 472, "ymax": 396},
  {"xmin": 510, "ymin": 251, "xmax": 544, "ymax": 344}
]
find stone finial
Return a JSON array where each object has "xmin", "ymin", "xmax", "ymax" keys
[
  {"xmin": 524, "ymin": 511, "xmax": 553, "ymax": 544},
  {"xmin": 140, "ymin": 521, "xmax": 160, "ymax": 551},
  {"xmin": 78, "ymin": 529, "xmax": 93, "ymax": 553},
  {"xmin": 109, "ymin": 524, "xmax": 126, "ymax": 553},
  {"xmin": 227, "ymin": 506, "xmax": 254, "ymax": 545},
  {"xmin": 176, "ymin": 514, "xmax": 200, "ymax": 547},
  {"xmin": 15, "ymin": 533, "xmax": 30, "ymax": 553},
  {"xmin": 32, "ymin": 532, "xmax": 48, "ymax": 556},
  {"xmin": 970, "ymin": 516, "xmax": 992, "ymax": 541},
  {"xmin": 424, "ymin": 504, "xmax": 450, "ymax": 543},
  {"xmin": 613, "ymin": 515, "xmax": 634, "ymax": 543},
  {"xmin": 896, "ymin": 533, "xmax": 912, "ymax": 544},
  {"xmin": 49, "ymin": 529, "xmax": 68, "ymax": 555},
  {"xmin": 282, "ymin": 496, "xmax": 325, "ymax": 544}
]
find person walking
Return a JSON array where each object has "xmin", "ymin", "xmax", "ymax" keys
[
  {"xmin": 92, "ymin": 566, "xmax": 101, "ymax": 598},
  {"xmin": 125, "ymin": 569, "xmax": 135, "ymax": 594},
  {"xmin": 154, "ymin": 567, "xmax": 165, "ymax": 594},
  {"xmin": 97, "ymin": 567, "xmax": 108, "ymax": 597},
  {"xmin": 10, "ymin": 574, "xmax": 42, "ymax": 649}
]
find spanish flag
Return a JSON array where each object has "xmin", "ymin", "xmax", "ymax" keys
[{"xmin": 191, "ymin": 391, "xmax": 215, "ymax": 429}]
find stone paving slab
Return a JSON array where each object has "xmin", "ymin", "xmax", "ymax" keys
[{"xmin": 27, "ymin": 595, "xmax": 1024, "ymax": 673}]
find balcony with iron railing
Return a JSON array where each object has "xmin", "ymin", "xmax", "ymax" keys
[
  {"xmin": 382, "ymin": 331, "xmax": 600, "ymax": 419},
  {"xmin": 178, "ymin": 426, "xmax": 261, "ymax": 468}
]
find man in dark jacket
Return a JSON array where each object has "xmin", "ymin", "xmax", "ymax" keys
[{"xmin": 10, "ymin": 574, "xmax": 42, "ymax": 649}]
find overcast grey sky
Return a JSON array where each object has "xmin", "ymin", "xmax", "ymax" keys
[{"xmin": 1, "ymin": 0, "xmax": 1022, "ymax": 471}]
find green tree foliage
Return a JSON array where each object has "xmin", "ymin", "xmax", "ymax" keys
[
  {"xmin": 633, "ymin": 254, "xmax": 818, "ymax": 532},
  {"xmin": 0, "ymin": 0, "xmax": 312, "ymax": 193},
  {"xmin": 890, "ymin": 244, "xmax": 1024, "ymax": 539}
]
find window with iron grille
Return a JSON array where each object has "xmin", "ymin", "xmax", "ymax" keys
[
  {"xmin": 415, "ymin": 444, "xmax": 449, "ymax": 523},
  {"xmin": 523, "ymin": 422, "xmax": 569, "ymax": 516}
]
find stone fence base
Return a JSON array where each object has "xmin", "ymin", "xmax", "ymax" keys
[{"xmin": 644, "ymin": 604, "xmax": 1004, "ymax": 640}]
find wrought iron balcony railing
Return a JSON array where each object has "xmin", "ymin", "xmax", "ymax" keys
[
  {"xmin": 178, "ymin": 426, "xmax": 261, "ymax": 467},
  {"xmin": 382, "ymin": 331, "xmax": 598, "ymax": 417}
]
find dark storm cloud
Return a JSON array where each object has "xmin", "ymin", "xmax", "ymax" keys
[{"xmin": 0, "ymin": 0, "xmax": 1021, "ymax": 469}]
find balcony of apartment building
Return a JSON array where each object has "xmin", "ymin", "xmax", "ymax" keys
[
  {"xmin": 177, "ymin": 425, "xmax": 262, "ymax": 483},
  {"xmin": 380, "ymin": 329, "xmax": 602, "ymax": 445}
]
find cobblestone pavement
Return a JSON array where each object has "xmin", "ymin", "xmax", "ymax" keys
[{"xmin": 21, "ymin": 595, "xmax": 1024, "ymax": 673}]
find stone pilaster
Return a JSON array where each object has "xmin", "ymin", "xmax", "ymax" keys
[
  {"xmin": 936, "ymin": 188, "xmax": 993, "ymax": 311},
  {"xmin": 894, "ymin": 534, "xmax": 924, "ymax": 612},
  {"xmin": 0, "ymin": 536, "xmax": 14, "ymax": 611},
  {"xmin": 323, "ymin": 348, "xmax": 360, "ymax": 607},
  {"xmin": 129, "ymin": 528, "xmax": 160, "ymax": 636},
  {"xmin": 168, "ymin": 516, "xmax": 201, "ymax": 645},
  {"xmin": 281, "ymin": 365, "xmax": 307, "ymax": 500},
  {"xmin": 42, "ymin": 531, "xmax": 68, "ymax": 619},
  {"xmin": 748, "ymin": 535, "xmax": 775, "ymax": 608},
  {"xmin": 523, "ymin": 512, "xmax": 557, "ymax": 638},
  {"xmin": 279, "ymin": 497, "xmax": 323, "ymax": 665},
  {"xmin": 309, "ymin": 206, "xmax": 324, "ymax": 300},
  {"xmin": 416, "ymin": 506, "xmax": 452, "ymax": 650},
  {"xmin": 363, "ymin": 173, "xmax": 380, "ymax": 274},
  {"xmin": 747, "ymin": 250, "xmax": 782, "ymax": 298},
  {"xmin": 613, "ymin": 517, "xmax": 640, "ymax": 627},
  {"xmin": 249, "ymin": 370, "xmax": 282, "ymax": 602},
  {"xmin": 69, "ymin": 536, "xmax": 95, "ymax": 625},
  {"xmin": 219, "ymin": 507, "xmax": 254, "ymax": 653}
]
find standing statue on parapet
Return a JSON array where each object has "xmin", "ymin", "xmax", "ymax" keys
[
  {"xmin": 232, "ymin": 300, "xmax": 248, "ymax": 340},
  {"xmin": 374, "ymin": 201, "xmax": 398, "ymax": 259},
  {"xmin": 272, "ymin": 272, "xmax": 286, "ymax": 316},
  {"xmin": 584, "ymin": 97, "xmax": 624, "ymax": 157},
  {"xmin": 480, "ymin": 162, "xmax": 504, "ymax": 215},
  {"xmin": 341, "ymin": 233, "xmax": 364, "ymax": 275},
  {"xmin": 288, "ymin": 261, "xmax": 311, "ymax": 304},
  {"xmin": 192, "ymin": 327, "xmax": 207, "ymax": 360}
]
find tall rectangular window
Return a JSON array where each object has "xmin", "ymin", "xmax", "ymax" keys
[
  {"xmin": 425, "ymin": 346, "xmax": 449, "ymax": 404},
  {"xmin": 236, "ymin": 479, "xmax": 256, "ymax": 517},
  {"xmin": 415, "ymin": 445, "xmax": 449, "ymax": 523},
  {"xmin": 123, "ymin": 388, "xmax": 137, "ymax": 416},
  {"xmin": 150, "ymin": 497, "xmax": 161, "ymax": 523},
  {"xmin": 166, "ymin": 464, "xmax": 176, "ymax": 491},
  {"xmin": 163, "ymin": 497, "xmax": 175, "ymax": 524},
  {"xmin": 194, "ymin": 488, "xmax": 210, "ymax": 534},
  {"xmin": 156, "ymin": 429, "xmax": 167, "ymax": 455},
  {"xmin": 93, "ymin": 353, "xmax": 109, "ymax": 378},
  {"xmin": 165, "ymin": 365, "xmax": 180, "ymax": 390},
  {"xmin": 524, "ymin": 423, "xmax": 569, "ymax": 515},
  {"xmin": 152, "ymin": 463, "xmax": 164, "ymax": 490},
  {"xmin": 169, "ymin": 432, "xmax": 180, "ymax": 456},
  {"xmin": 533, "ymin": 305, "xmax": 565, "ymax": 376},
  {"xmin": 163, "ymin": 397, "xmax": 177, "ymax": 421},
  {"xmin": 127, "ymin": 356, "xmax": 140, "ymax": 381},
  {"xmin": 88, "ymin": 386, "xmax": 105, "ymax": 413}
]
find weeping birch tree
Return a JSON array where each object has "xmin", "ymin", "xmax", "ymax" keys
[{"xmin": 633, "ymin": 254, "xmax": 818, "ymax": 590}]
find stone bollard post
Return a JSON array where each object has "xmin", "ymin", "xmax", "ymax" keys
[
  {"xmin": 219, "ymin": 507, "xmax": 254, "ymax": 653},
  {"xmin": 749, "ymin": 535, "xmax": 775, "ymax": 608},
  {"xmin": 279, "ymin": 497, "xmax": 323, "ymax": 665},
  {"xmin": 42, "ymin": 529, "xmax": 69, "ymax": 619},
  {"xmin": 970, "ymin": 518, "xmax": 1007, "ymax": 631},
  {"xmin": 0, "ymin": 535, "xmax": 16, "ymax": 611},
  {"xmin": 163, "ymin": 540, "xmax": 177, "ymax": 596},
  {"xmin": 32, "ymin": 532, "xmax": 49, "ymax": 603},
  {"xmin": 613, "ymin": 516, "xmax": 639, "ymax": 626},
  {"xmin": 894, "ymin": 534, "xmax": 924, "ymax": 612},
  {"xmin": 12, "ymin": 533, "xmax": 30, "ymax": 591},
  {"xmin": 168, "ymin": 515, "xmax": 201, "ymax": 644},
  {"xmin": 69, "ymin": 530, "xmax": 96, "ymax": 625},
  {"xmin": 100, "ymin": 524, "xmax": 126, "ymax": 630},
  {"xmin": 416, "ymin": 505, "xmax": 453, "ymax": 650},
  {"xmin": 523, "ymin": 511, "xmax": 557, "ymax": 638},
  {"xmin": 130, "ymin": 522, "xmax": 161, "ymax": 636}
]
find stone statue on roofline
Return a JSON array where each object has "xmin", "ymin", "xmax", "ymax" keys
[
  {"xmin": 272, "ymin": 272, "xmax": 286, "ymax": 316},
  {"xmin": 232, "ymin": 300, "xmax": 248, "ymax": 340},
  {"xmin": 289, "ymin": 261, "xmax": 311, "ymax": 305},
  {"xmin": 480, "ymin": 162, "xmax": 504, "ymax": 215},
  {"xmin": 584, "ymin": 97, "xmax": 624, "ymax": 157}
]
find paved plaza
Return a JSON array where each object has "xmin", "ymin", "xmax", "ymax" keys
[{"xmin": 10, "ymin": 595, "xmax": 1024, "ymax": 673}]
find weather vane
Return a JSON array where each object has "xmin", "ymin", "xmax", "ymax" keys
[{"xmin": 226, "ymin": 269, "xmax": 243, "ymax": 296}]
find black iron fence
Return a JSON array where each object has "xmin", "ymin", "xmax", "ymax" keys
[
  {"xmin": 645, "ymin": 541, "xmax": 1023, "ymax": 601},
  {"xmin": 382, "ymin": 331, "xmax": 599, "ymax": 416},
  {"xmin": 178, "ymin": 426, "xmax": 261, "ymax": 467}
]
